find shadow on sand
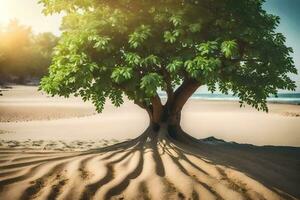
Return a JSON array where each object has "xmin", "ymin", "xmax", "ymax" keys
[{"xmin": 0, "ymin": 129, "xmax": 299, "ymax": 200}]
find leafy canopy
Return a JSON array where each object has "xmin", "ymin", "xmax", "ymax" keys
[{"xmin": 39, "ymin": 0, "xmax": 297, "ymax": 112}]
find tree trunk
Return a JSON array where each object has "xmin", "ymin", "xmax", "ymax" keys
[
  {"xmin": 148, "ymin": 105, "xmax": 182, "ymax": 138},
  {"xmin": 146, "ymin": 79, "xmax": 201, "ymax": 139}
]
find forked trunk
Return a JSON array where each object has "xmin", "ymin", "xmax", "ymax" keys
[
  {"xmin": 149, "ymin": 105, "xmax": 177, "ymax": 126},
  {"xmin": 147, "ymin": 105, "xmax": 194, "ymax": 142},
  {"xmin": 144, "ymin": 79, "xmax": 201, "ymax": 141}
]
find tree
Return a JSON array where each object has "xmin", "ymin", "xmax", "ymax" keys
[
  {"xmin": 0, "ymin": 20, "xmax": 58, "ymax": 84},
  {"xmin": 0, "ymin": 20, "xmax": 32, "ymax": 83},
  {"xmin": 28, "ymin": 32, "xmax": 59, "ymax": 78},
  {"xmin": 40, "ymin": 0, "xmax": 297, "ymax": 141}
]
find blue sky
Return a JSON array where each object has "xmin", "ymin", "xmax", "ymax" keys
[
  {"xmin": 0, "ymin": 0, "xmax": 299, "ymax": 92},
  {"xmin": 263, "ymin": 0, "xmax": 300, "ymax": 92}
]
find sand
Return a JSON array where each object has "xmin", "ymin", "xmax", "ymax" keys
[
  {"xmin": 0, "ymin": 132, "xmax": 299, "ymax": 200},
  {"xmin": 0, "ymin": 85, "xmax": 300, "ymax": 200},
  {"xmin": 0, "ymin": 85, "xmax": 300, "ymax": 146}
]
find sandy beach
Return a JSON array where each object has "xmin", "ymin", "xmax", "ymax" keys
[
  {"xmin": 1, "ymin": 85, "xmax": 300, "ymax": 146},
  {"xmin": 0, "ymin": 85, "xmax": 300, "ymax": 200}
]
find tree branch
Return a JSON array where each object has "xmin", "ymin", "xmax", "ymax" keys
[
  {"xmin": 161, "ymin": 68, "xmax": 174, "ymax": 104},
  {"xmin": 171, "ymin": 79, "xmax": 201, "ymax": 113},
  {"xmin": 150, "ymin": 93, "xmax": 163, "ymax": 123}
]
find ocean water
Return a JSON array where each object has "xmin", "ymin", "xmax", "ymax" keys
[{"xmin": 159, "ymin": 93, "xmax": 300, "ymax": 104}]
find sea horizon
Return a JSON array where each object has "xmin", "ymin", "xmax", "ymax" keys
[{"xmin": 159, "ymin": 92, "xmax": 300, "ymax": 104}]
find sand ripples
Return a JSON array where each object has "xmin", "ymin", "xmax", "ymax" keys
[{"xmin": 0, "ymin": 135, "xmax": 296, "ymax": 200}]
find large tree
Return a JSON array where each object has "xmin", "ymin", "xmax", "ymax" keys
[{"xmin": 40, "ymin": 0, "xmax": 296, "ymax": 141}]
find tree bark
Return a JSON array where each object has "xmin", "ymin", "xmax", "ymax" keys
[{"xmin": 146, "ymin": 79, "xmax": 201, "ymax": 138}]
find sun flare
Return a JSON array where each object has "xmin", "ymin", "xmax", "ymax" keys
[{"xmin": 0, "ymin": 0, "xmax": 62, "ymax": 35}]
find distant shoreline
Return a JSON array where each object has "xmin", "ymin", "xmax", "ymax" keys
[
  {"xmin": 159, "ymin": 93, "xmax": 300, "ymax": 105},
  {"xmin": 2, "ymin": 84, "xmax": 300, "ymax": 104}
]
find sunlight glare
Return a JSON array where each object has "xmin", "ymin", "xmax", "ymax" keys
[{"xmin": 0, "ymin": 0, "xmax": 62, "ymax": 35}]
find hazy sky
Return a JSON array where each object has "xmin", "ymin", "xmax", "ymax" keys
[
  {"xmin": 0, "ymin": 0, "xmax": 299, "ymax": 91},
  {"xmin": 0, "ymin": 0, "xmax": 63, "ymax": 35}
]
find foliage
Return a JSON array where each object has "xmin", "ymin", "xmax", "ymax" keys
[
  {"xmin": 0, "ymin": 20, "xmax": 58, "ymax": 84},
  {"xmin": 39, "ymin": 0, "xmax": 297, "ymax": 112}
]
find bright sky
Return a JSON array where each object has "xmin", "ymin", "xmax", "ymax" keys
[
  {"xmin": 0, "ymin": 0, "xmax": 63, "ymax": 35},
  {"xmin": 0, "ymin": 0, "xmax": 299, "ymax": 91},
  {"xmin": 263, "ymin": 0, "xmax": 300, "ymax": 92}
]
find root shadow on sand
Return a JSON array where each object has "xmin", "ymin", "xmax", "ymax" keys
[
  {"xmin": 174, "ymin": 138, "xmax": 300, "ymax": 200},
  {"xmin": 0, "ymin": 126, "xmax": 299, "ymax": 200}
]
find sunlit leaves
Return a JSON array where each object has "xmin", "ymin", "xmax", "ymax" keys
[
  {"xmin": 140, "ymin": 73, "xmax": 163, "ymax": 96},
  {"xmin": 124, "ymin": 52, "xmax": 141, "ymax": 66},
  {"xmin": 221, "ymin": 40, "xmax": 238, "ymax": 58},
  {"xmin": 129, "ymin": 25, "xmax": 151, "ymax": 48},
  {"xmin": 184, "ymin": 57, "xmax": 221, "ymax": 78},
  {"xmin": 142, "ymin": 55, "xmax": 160, "ymax": 66},
  {"xmin": 88, "ymin": 35, "xmax": 111, "ymax": 51},
  {"xmin": 39, "ymin": 0, "xmax": 297, "ymax": 114},
  {"xmin": 111, "ymin": 67, "xmax": 133, "ymax": 83},
  {"xmin": 196, "ymin": 41, "xmax": 219, "ymax": 56},
  {"xmin": 87, "ymin": 63, "xmax": 98, "ymax": 72},
  {"xmin": 164, "ymin": 29, "xmax": 181, "ymax": 44},
  {"xmin": 167, "ymin": 59, "xmax": 183, "ymax": 73},
  {"xmin": 169, "ymin": 14, "xmax": 182, "ymax": 27},
  {"xmin": 163, "ymin": 31, "xmax": 175, "ymax": 43}
]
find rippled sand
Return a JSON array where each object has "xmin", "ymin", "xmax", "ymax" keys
[{"xmin": 0, "ymin": 85, "xmax": 299, "ymax": 199}]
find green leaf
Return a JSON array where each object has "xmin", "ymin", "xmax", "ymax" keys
[
  {"xmin": 169, "ymin": 14, "xmax": 182, "ymax": 26},
  {"xmin": 124, "ymin": 52, "xmax": 141, "ymax": 66},
  {"xmin": 109, "ymin": 90, "xmax": 124, "ymax": 107},
  {"xmin": 221, "ymin": 40, "xmax": 238, "ymax": 58},
  {"xmin": 163, "ymin": 29, "xmax": 182, "ymax": 44},
  {"xmin": 184, "ymin": 60, "xmax": 199, "ymax": 78},
  {"xmin": 111, "ymin": 67, "xmax": 133, "ymax": 83},
  {"xmin": 129, "ymin": 25, "xmax": 151, "ymax": 48},
  {"xmin": 196, "ymin": 41, "xmax": 218, "ymax": 56},
  {"xmin": 93, "ymin": 36, "xmax": 111, "ymax": 50},
  {"xmin": 142, "ymin": 55, "xmax": 160, "ymax": 66},
  {"xmin": 167, "ymin": 59, "xmax": 183, "ymax": 73},
  {"xmin": 140, "ymin": 73, "xmax": 163, "ymax": 96}
]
